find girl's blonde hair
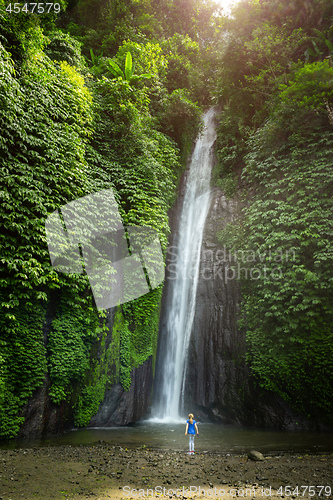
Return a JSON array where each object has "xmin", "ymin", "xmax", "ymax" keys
[{"xmin": 188, "ymin": 413, "xmax": 194, "ymax": 424}]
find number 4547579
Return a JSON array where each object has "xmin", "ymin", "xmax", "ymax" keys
[{"xmin": 6, "ymin": 3, "xmax": 61, "ymax": 14}]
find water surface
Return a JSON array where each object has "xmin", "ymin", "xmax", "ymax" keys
[{"xmin": 2, "ymin": 421, "xmax": 332, "ymax": 454}]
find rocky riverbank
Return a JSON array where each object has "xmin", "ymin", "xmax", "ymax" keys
[{"xmin": 0, "ymin": 444, "xmax": 331, "ymax": 500}]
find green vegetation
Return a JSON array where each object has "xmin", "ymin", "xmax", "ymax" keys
[
  {"xmin": 0, "ymin": 0, "xmax": 332, "ymax": 437},
  {"xmin": 0, "ymin": 0, "xmax": 212, "ymax": 437},
  {"xmin": 214, "ymin": 0, "xmax": 333, "ymax": 424}
]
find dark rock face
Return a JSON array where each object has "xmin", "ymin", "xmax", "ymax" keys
[
  {"xmin": 18, "ymin": 309, "xmax": 75, "ymax": 438},
  {"xmin": 19, "ymin": 357, "xmax": 153, "ymax": 436},
  {"xmin": 18, "ymin": 375, "xmax": 73, "ymax": 437},
  {"xmin": 89, "ymin": 357, "xmax": 153, "ymax": 427},
  {"xmin": 181, "ymin": 189, "xmax": 328, "ymax": 431},
  {"xmin": 18, "ymin": 306, "xmax": 153, "ymax": 437},
  {"xmin": 182, "ymin": 189, "xmax": 251, "ymax": 424}
]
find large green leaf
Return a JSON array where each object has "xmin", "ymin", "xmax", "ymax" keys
[
  {"xmin": 124, "ymin": 51, "xmax": 133, "ymax": 81},
  {"xmin": 106, "ymin": 60, "xmax": 124, "ymax": 79}
]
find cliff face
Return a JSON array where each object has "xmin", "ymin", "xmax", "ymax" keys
[
  {"xmin": 18, "ymin": 308, "xmax": 154, "ymax": 437},
  {"xmin": 18, "ymin": 374, "xmax": 71, "ymax": 438},
  {"xmin": 18, "ymin": 357, "xmax": 153, "ymax": 437},
  {"xmin": 88, "ymin": 358, "xmax": 153, "ymax": 427},
  {"xmin": 182, "ymin": 188, "xmax": 251, "ymax": 423},
  {"xmin": 182, "ymin": 189, "xmax": 329, "ymax": 431}
]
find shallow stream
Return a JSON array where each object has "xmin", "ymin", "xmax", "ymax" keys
[{"xmin": 2, "ymin": 421, "xmax": 332, "ymax": 454}]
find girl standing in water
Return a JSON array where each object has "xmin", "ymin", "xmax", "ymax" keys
[{"xmin": 185, "ymin": 413, "xmax": 199, "ymax": 454}]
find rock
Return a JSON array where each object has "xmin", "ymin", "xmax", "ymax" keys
[
  {"xmin": 18, "ymin": 372, "xmax": 75, "ymax": 437},
  {"xmin": 180, "ymin": 189, "xmax": 251, "ymax": 424},
  {"xmin": 248, "ymin": 450, "xmax": 265, "ymax": 461},
  {"xmin": 89, "ymin": 357, "xmax": 153, "ymax": 426}
]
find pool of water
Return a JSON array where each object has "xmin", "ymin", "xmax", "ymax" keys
[{"xmin": 1, "ymin": 420, "xmax": 332, "ymax": 454}]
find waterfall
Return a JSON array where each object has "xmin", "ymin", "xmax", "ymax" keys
[{"xmin": 152, "ymin": 107, "xmax": 217, "ymax": 422}]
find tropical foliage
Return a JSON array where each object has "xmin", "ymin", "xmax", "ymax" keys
[
  {"xmin": 0, "ymin": 0, "xmax": 332, "ymax": 438},
  {"xmin": 0, "ymin": 0, "xmax": 206, "ymax": 437},
  {"xmin": 214, "ymin": 0, "xmax": 333, "ymax": 423}
]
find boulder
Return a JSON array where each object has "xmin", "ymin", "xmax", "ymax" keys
[{"xmin": 248, "ymin": 450, "xmax": 265, "ymax": 461}]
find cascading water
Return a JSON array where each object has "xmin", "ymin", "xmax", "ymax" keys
[{"xmin": 152, "ymin": 107, "xmax": 217, "ymax": 421}]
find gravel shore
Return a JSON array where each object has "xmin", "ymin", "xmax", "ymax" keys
[{"xmin": 0, "ymin": 444, "xmax": 332, "ymax": 500}]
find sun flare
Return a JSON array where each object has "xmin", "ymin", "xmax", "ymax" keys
[{"xmin": 214, "ymin": 0, "xmax": 239, "ymax": 14}]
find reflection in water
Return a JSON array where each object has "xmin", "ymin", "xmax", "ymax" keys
[{"xmin": 1, "ymin": 422, "xmax": 332, "ymax": 454}]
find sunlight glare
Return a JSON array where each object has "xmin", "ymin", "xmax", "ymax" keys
[{"xmin": 214, "ymin": 0, "xmax": 239, "ymax": 14}]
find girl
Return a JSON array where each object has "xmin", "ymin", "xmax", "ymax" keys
[{"xmin": 185, "ymin": 413, "xmax": 199, "ymax": 454}]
